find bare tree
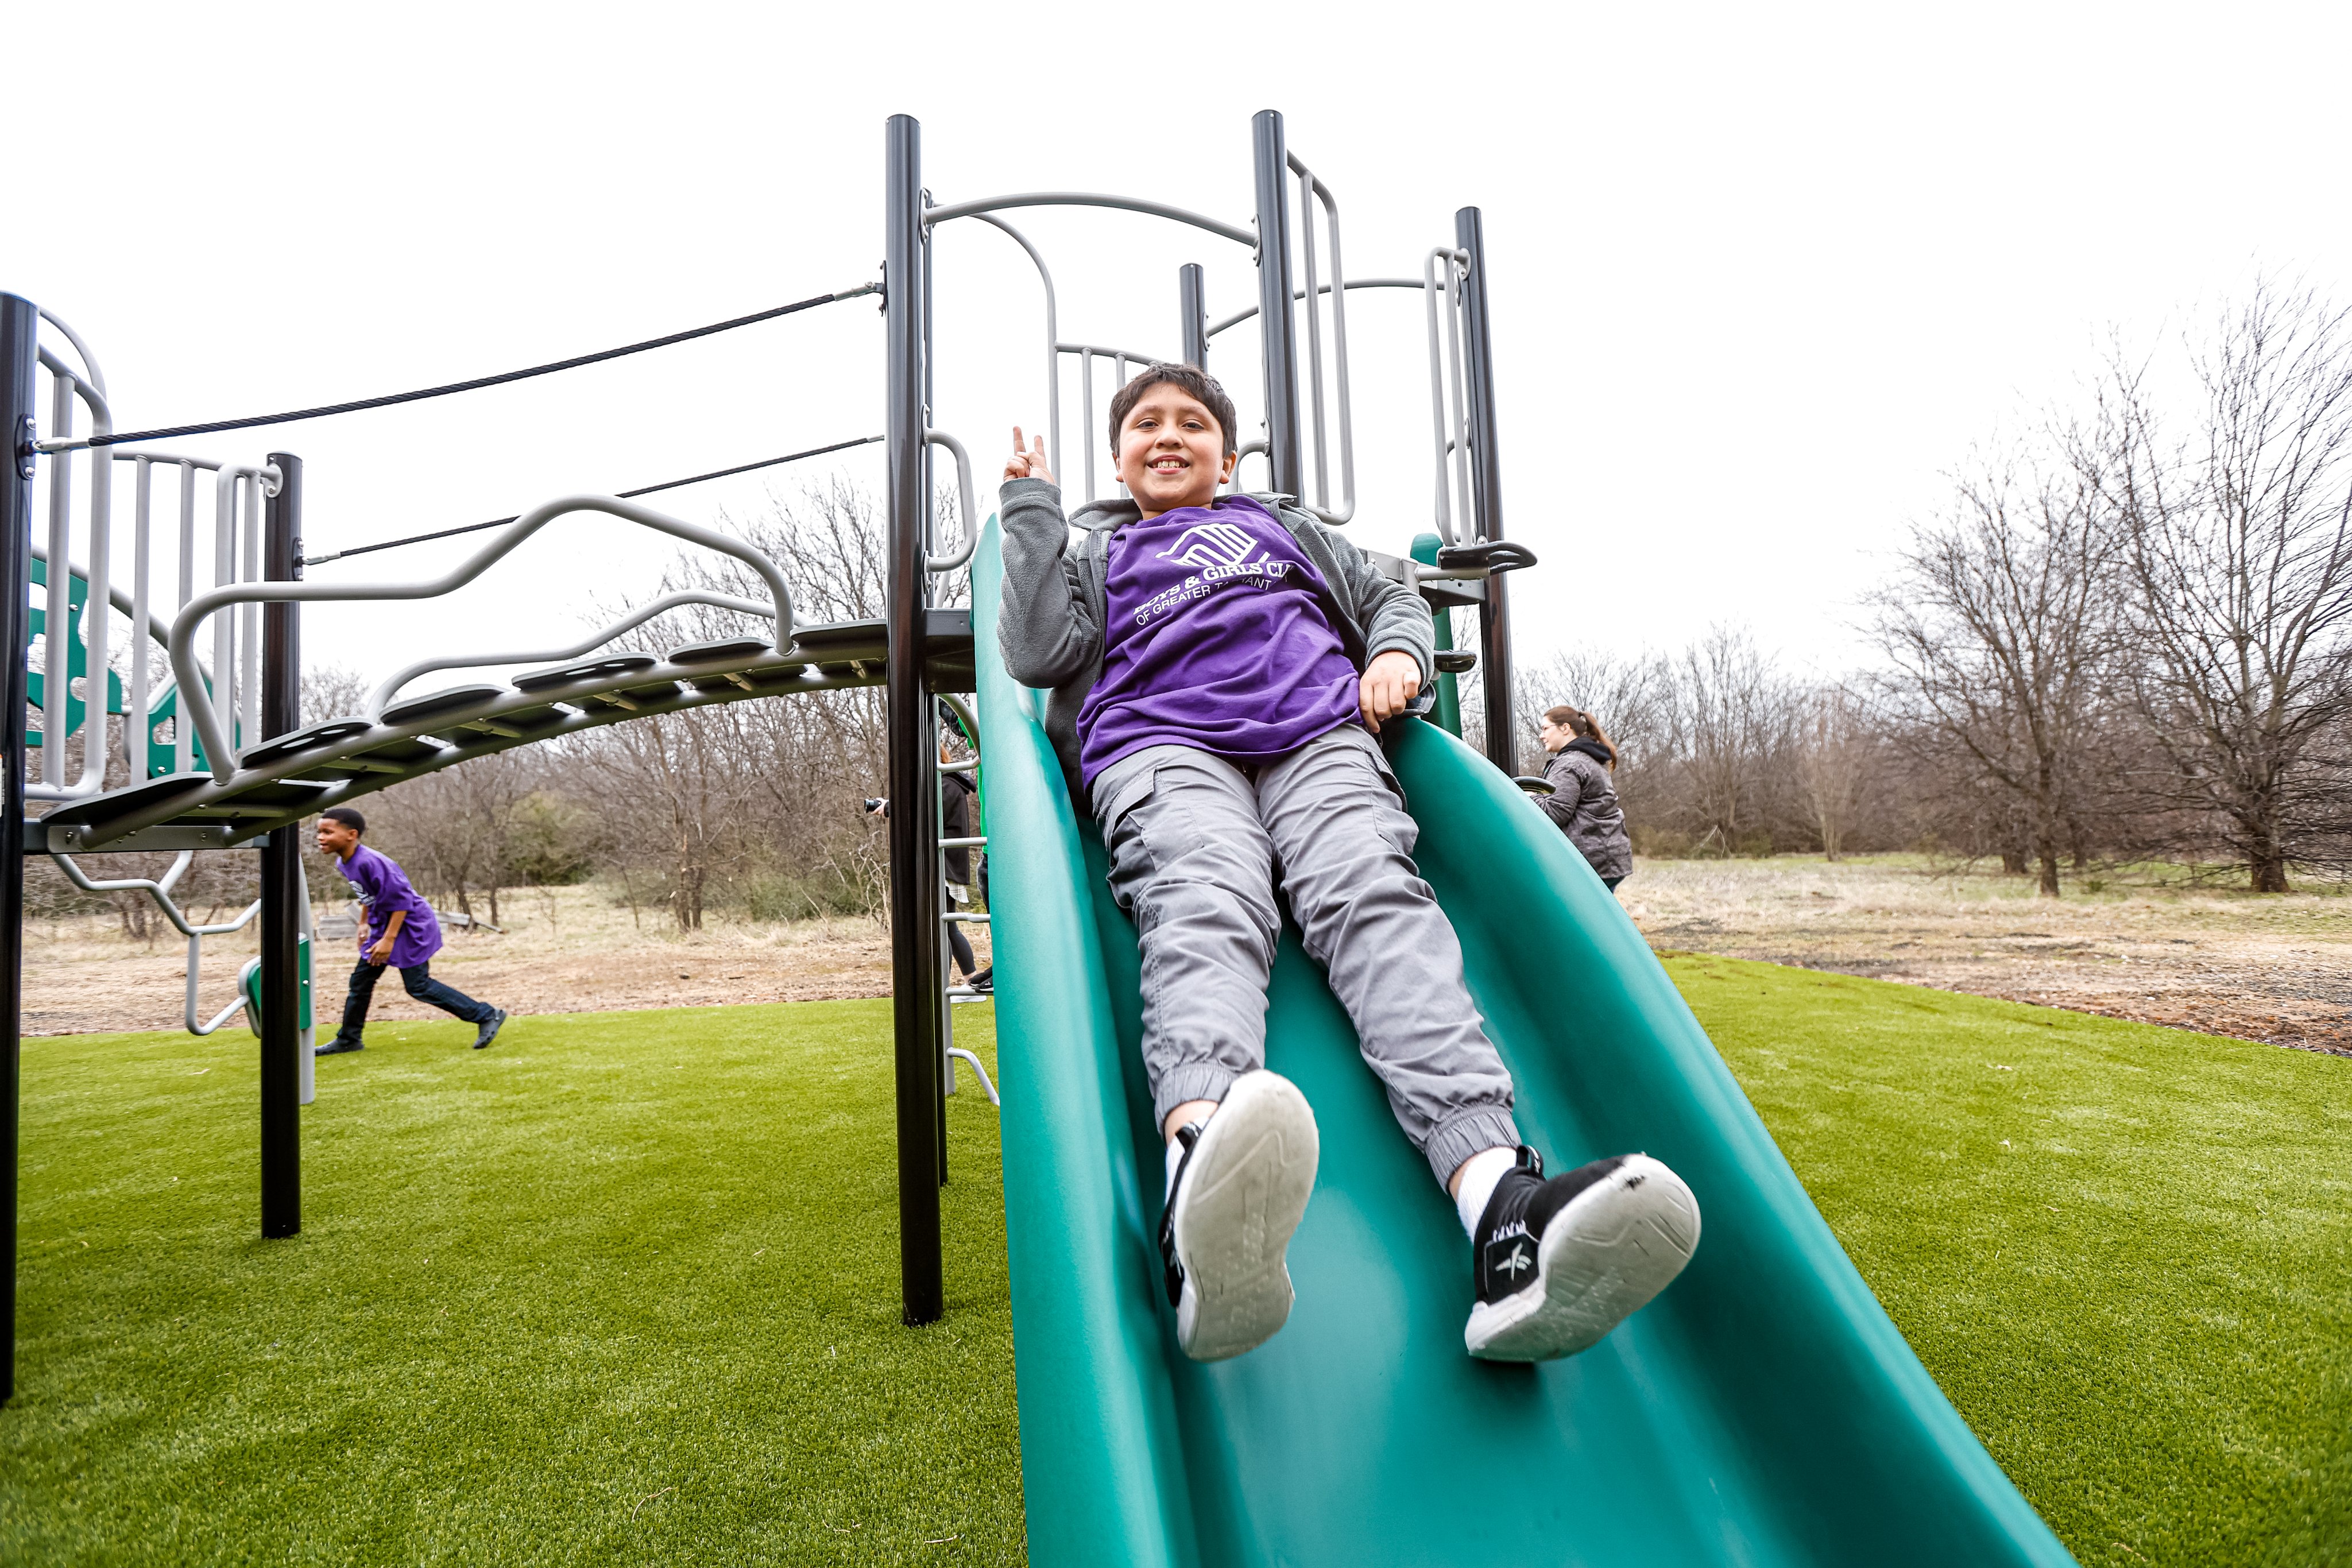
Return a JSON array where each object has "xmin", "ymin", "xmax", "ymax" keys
[
  {"xmin": 1870, "ymin": 451, "xmax": 2116, "ymax": 895},
  {"xmin": 1790, "ymin": 684, "xmax": 1874, "ymax": 861},
  {"xmin": 2087, "ymin": 281, "xmax": 2352, "ymax": 891},
  {"xmin": 1516, "ymin": 647, "xmax": 1669, "ymax": 828},
  {"xmin": 1664, "ymin": 627, "xmax": 1790, "ymax": 857}
]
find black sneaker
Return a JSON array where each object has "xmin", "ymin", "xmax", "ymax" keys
[
  {"xmin": 1465, "ymin": 1147, "xmax": 1700, "ymax": 1361},
  {"xmin": 315, "ymin": 1037, "xmax": 363, "ymax": 1056},
  {"xmin": 968, "ymin": 967, "xmax": 993, "ymax": 994},
  {"xmin": 1157, "ymin": 1070, "xmax": 1319, "ymax": 1362},
  {"xmin": 473, "ymin": 1009, "xmax": 508, "ymax": 1050}
]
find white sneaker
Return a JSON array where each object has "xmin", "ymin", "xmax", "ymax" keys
[
  {"xmin": 1464, "ymin": 1149, "xmax": 1700, "ymax": 1361},
  {"xmin": 1157, "ymin": 1070, "xmax": 1320, "ymax": 1362}
]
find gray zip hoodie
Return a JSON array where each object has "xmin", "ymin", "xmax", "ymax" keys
[{"xmin": 995, "ymin": 477, "xmax": 1435, "ymax": 789}]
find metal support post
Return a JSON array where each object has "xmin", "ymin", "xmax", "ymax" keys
[
  {"xmin": 1, "ymin": 294, "xmax": 38, "ymax": 1404},
  {"xmin": 1456, "ymin": 207, "xmax": 1516, "ymax": 772},
  {"xmin": 1179, "ymin": 264, "xmax": 1209, "ymax": 369},
  {"xmin": 1411, "ymin": 533, "xmax": 1464, "ymax": 738},
  {"xmin": 884, "ymin": 112, "xmax": 945, "ymax": 1327},
  {"xmin": 1251, "ymin": 110, "xmax": 1303, "ymax": 498},
  {"xmin": 258, "ymin": 453, "xmax": 302, "ymax": 1239}
]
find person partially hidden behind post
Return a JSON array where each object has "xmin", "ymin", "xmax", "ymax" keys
[
  {"xmin": 995, "ymin": 361, "xmax": 1701, "ymax": 1362},
  {"xmin": 312, "ymin": 806, "xmax": 508, "ymax": 1055}
]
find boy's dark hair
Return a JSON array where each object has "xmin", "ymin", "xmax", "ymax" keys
[
  {"xmin": 320, "ymin": 806, "xmax": 367, "ymax": 835},
  {"xmin": 1107, "ymin": 363, "xmax": 1238, "ymax": 460}
]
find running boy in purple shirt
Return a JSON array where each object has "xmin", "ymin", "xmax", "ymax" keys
[
  {"xmin": 997, "ymin": 364, "xmax": 1699, "ymax": 1364},
  {"xmin": 312, "ymin": 806, "xmax": 508, "ymax": 1055}
]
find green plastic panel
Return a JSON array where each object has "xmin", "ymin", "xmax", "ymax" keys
[
  {"xmin": 973, "ymin": 521, "xmax": 2074, "ymax": 1567},
  {"xmin": 25, "ymin": 557, "xmax": 218, "ymax": 776}
]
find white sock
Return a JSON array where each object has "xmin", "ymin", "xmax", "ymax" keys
[{"xmin": 1453, "ymin": 1147, "xmax": 1519, "ymax": 1238}]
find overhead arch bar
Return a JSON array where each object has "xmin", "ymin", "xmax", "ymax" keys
[{"xmin": 923, "ymin": 191, "xmax": 1256, "ymax": 249}]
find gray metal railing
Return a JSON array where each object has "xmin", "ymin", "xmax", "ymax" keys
[
  {"xmin": 1288, "ymin": 153, "xmax": 1355, "ymax": 525},
  {"xmin": 1426, "ymin": 246, "xmax": 1477, "ymax": 545},
  {"xmin": 169, "ymin": 494, "xmax": 796, "ymax": 781},
  {"xmin": 923, "ymin": 191, "xmax": 1256, "ymax": 249},
  {"xmin": 29, "ymin": 314, "xmax": 269, "ymax": 801}
]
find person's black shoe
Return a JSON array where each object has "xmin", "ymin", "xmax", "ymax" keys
[
  {"xmin": 314, "ymin": 1037, "xmax": 364, "ymax": 1056},
  {"xmin": 473, "ymin": 1008, "xmax": 508, "ymax": 1050},
  {"xmin": 968, "ymin": 967, "xmax": 993, "ymax": 994},
  {"xmin": 1464, "ymin": 1147, "xmax": 1700, "ymax": 1361},
  {"xmin": 1158, "ymin": 1070, "xmax": 1318, "ymax": 1362}
]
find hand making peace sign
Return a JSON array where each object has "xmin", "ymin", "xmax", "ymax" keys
[{"xmin": 1004, "ymin": 427, "xmax": 1057, "ymax": 486}]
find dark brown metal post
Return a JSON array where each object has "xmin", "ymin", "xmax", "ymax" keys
[
  {"xmin": 1179, "ymin": 264, "xmax": 1209, "ymax": 369},
  {"xmin": 884, "ymin": 113, "xmax": 945, "ymax": 1325},
  {"xmin": 1252, "ymin": 111, "xmax": 1302, "ymax": 498},
  {"xmin": 258, "ymin": 454, "xmax": 302, "ymax": 1238},
  {"xmin": 1456, "ymin": 207, "xmax": 1517, "ymax": 771},
  {"xmin": 1, "ymin": 293, "xmax": 38, "ymax": 1403}
]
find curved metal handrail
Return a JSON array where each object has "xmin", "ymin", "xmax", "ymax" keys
[
  {"xmin": 366, "ymin": 589, "xmax": 782, "ymax": 716},
  {"xmin": 1426, "ymin": 246, "xmax": 1475, "ymax": 544},
  {"xmin": 924, "ymin": 191, "xmax": 1255, "ymax": 249},
  {"xmin": 1288, "ymin": 156, "xmax": 1355, "ymax": 525},
  {"xmin": 1204, "ymin": 280, "xmax": 1425, "ymax": 339},
  {"xmin": 54, "ymin": 635, "xmax": 895, "ymax": 851},
  {"xmin": 47, "ymin": 848, "xmax": 270, "ymax": 1035},
  {"xmin": 37, "ymin": 308, "xmax": 108, "ymax": 398},
  {"xmin": 172, "ymin": 494, "xmax": 796, "ymax": 780},
  {"xmin": 925, "ymin": 430, "xmax": 979, "ymax": 572},
  {"xmin": 966, "ymin": 214, "xmax": 1061, "ymax": 480}
]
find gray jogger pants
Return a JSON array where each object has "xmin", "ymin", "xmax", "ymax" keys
[{"xmin": 1092, "ymin": 725, "xmax": 1521, "ymax": 1187}]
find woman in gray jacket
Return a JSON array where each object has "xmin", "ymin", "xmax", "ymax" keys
[{"xmin": 1537, "ymin": 705, "xmax": 1633, "ymax": 892}]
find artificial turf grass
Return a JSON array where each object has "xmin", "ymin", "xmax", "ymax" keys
[
  {"xmin": 10, "ymin": 974, "xmax": 2347, "ymax": 1568},
  {"xmin": 1, "ymin": 1001, "xmax": 1021, "ymax": 1566},
  {"xmin": 1665, "ymin": 954, "xmax": 2351, "ymax": 1568}
]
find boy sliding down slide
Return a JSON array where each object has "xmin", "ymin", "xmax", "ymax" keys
[{"xmin": 997, "ymin": 363, "xmax": 1701, "ymax": 1362}]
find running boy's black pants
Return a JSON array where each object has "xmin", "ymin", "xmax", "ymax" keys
[{"xmin": 332, "ymin": 957, "xmax": 496, "ymax": 1045}]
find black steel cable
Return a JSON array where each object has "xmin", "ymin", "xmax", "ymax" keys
[
  {"xmin": 83, "ymin": 284, "xmax": 880, "ymax": 449},
  {"xmin": 300, "ymin": 433, "xmax": 885, "ymax": 566}
]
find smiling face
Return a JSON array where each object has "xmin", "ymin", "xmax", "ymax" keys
[
  {"xmin": 315, "ymin": 816, "xmax": 361, "ymax": 860},
  {"xmin": 1112, "ymin": 381, "xmax": 1237, "ymax": 518}
]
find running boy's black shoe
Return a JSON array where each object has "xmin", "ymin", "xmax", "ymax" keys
[
  {"xmin": 315, "ymin": 1037, "xmax": 363, "ymax": 1056},
  {"xmin": 473, "ymin": 1009, "xmax": 508, "ymax": 1050},
  {"xmin": 1158, "ymin": 1069, "xmax": 1319, "ymax": 1362},
  {"xmin": 1465, "ymin": 1147, "xmax": 1700, "ymax": 1361}
]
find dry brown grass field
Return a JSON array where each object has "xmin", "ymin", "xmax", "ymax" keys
[
  {"xmin": 28, "ymin": 855, "xmax": 2347, "ymax": 1058},
  {"xmin": 1624, "ymin": 854, "xmax": 2352, "ymax": 1055},
  {"xmin": 18, "ymin": 881, "xmax": 967, "ymax": 1037}
]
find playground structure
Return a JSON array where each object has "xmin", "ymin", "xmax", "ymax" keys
[{"xmin": 0, "ymin": 111, "xmax": 2077, "ymax": 1564}]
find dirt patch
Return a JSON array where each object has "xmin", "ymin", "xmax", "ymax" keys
[
  {"xmin": 1623, "ymin": 857, "xmax": 2352, "ymax": 1055},
  {"xmin": 22, "ymin": 882, "xmax": 984, "ymax": 1037},
  {"xmin": 46, "ymin": 854, "xmax": 2350, "ymax": 1059}
]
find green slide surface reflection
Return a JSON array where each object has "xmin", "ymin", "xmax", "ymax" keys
[{"xmin": 972, "ymin": 522, "xmax": 2074, "ymax": 1567}]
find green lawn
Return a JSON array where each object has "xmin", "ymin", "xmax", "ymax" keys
[
  {"xmin": 3, "ymin": 969, "xmax": 2346, "ymax": 1565},
  {"xmin": 1, "ymin": 1002, "xmax": 1021, "ymax": 1565},
  {"xmin": 1667, "ymin": 954, "xmax": 2350, "ymax": 1568}
]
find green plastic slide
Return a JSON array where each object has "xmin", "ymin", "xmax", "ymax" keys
[{"xmin": 971, "ymin": 522, "xmax": 2074, "ymax": 1567}]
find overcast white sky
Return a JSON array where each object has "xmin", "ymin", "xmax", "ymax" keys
[{"xmin": 13, "ymin": 1, "xmax": 2351, "ymax": 703}]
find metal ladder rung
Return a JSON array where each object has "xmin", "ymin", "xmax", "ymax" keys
[
  {"xmin": 939, "ymin": 835, "xmax": 985, "ymax": 849},
  {"xmin": 942, "ymin": 911, "xmax": 989, "ymax": 924}
]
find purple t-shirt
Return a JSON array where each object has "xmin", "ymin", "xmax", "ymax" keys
[
  {"xmin": 336, "ymin": 843, "xmax": 443, "ymax": 968},
  {"xmin": 1077, "ymin": 495, "xmax": 1360, "ymax": 789}
]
